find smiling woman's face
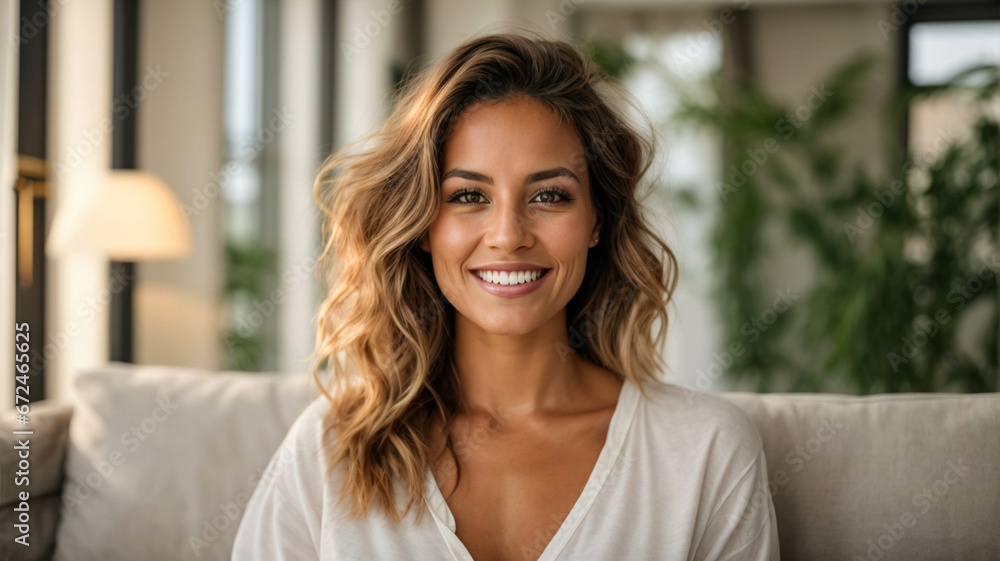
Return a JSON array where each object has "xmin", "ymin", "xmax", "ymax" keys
[{"xmin": 420, "ymin": 96, "xmax": 600, "ymax": 336}]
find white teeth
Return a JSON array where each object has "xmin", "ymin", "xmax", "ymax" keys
[{"xmin": 475, "ymin": 269, "xmax": 546, "ymax": 286}]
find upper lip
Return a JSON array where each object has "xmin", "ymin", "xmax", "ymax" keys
[{"xmin": 470, "ymin": 262, "xmax": 550, "ymax": 272}]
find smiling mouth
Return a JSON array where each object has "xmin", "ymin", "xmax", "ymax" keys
[{"xmin": 472, "ymin": 269, "xmax": 551, "ymax": 286}]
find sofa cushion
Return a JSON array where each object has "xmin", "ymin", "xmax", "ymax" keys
[
  {"xmin": 720, "ymin": 391, "xmax": 1000, "ymax": 561},
  {"xmin": 53, "ymin": 362, "xmax": 316, "ymax": 561}
]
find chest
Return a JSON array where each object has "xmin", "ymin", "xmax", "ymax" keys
[{"xmin": 428, "ymin": 413, "xmax": 614, "ymax": 561}]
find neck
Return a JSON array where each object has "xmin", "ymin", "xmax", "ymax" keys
[{"xmin": 451, "ymin": 308, "xmax": 596, "ymax": 420}]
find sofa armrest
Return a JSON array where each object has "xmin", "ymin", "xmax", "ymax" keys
[{"xmin": 1, "ymin": 399, "xmax": 74, "ymax": 561}]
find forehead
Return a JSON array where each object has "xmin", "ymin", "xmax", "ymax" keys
[{"xmin": 441, "ymin": 97, "xmax": 586, "ymax": 178}]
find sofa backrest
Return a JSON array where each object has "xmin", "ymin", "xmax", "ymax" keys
[
  {"xmin": 3, "ymin": 364, "xmax": 998, "ymax": 561},
  {"xmin": 51, "ymin": 363, "xmax": 315, "ymax": 561},
  {"xmin": 722, "ymin": 391, "xmax": 1000, "ymax": 560}
]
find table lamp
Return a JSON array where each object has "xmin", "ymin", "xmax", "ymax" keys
[{"xmin": 46, "ymin": 170, "xmax": 193, "ymax": 361}]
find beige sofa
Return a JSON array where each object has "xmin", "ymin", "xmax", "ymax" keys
[{"xmin": 2, "ymin": 362, "xmax": 998, "ymax": 560}]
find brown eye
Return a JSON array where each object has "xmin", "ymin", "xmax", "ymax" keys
[
  {"xmin": 532, "ymin": 187, "xmax": 575, "ymax": 205},
  {"xmin": 446, "ymin": 188, "xmax": 486, "ymax": 205},
  {"xmin": 537, "ymin": 191, "xmax": 558, "ymax": 203}
]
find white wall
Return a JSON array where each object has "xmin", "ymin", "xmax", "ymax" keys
[
  {"xmin": 0, "ymin": 1, "xmax": 18, "ymax": 410},
  {"xmin": 276, "ymin": 0, "xmax": 322, "ymax": 374},
  {"xmin": 336, "ymin": 0, "xmax": 403, "ymax": 145},
  {"xmin": 45, "ymin": 0, "xmax": 114, "ymax": 403},
  {"xmin": 135, "ymin": 0, "xmax": 225, "ymax": 370},
  {"xmin": 425, "ymin": 0, "xmax": 516, "ymax": 58}
]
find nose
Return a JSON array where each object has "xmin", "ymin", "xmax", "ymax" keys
[{"xmin": 483, "ymin": 197, "xmax": 533, "ymax": 251}]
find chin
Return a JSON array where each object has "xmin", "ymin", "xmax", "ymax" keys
[{"xmin": 472, "ymin": 315, "xmax": 541, "ymax": 336}]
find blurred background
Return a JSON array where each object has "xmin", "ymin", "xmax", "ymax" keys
[{"xmin": 2, "ymin": 0, "xmax": 999, "ymax": 408}]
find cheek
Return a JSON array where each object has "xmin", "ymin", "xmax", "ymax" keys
[
  {"xmin": 428, "ymin": 217, "xmax": 474, "ymax": 274},
  {"xmin": 539, "ymin": 216, "xmax": 594, "ymax": 258}
]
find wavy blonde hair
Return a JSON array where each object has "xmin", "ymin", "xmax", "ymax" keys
[{"xmin": 308, "ymin": 29, "xmax": 678, "ymax": 525}]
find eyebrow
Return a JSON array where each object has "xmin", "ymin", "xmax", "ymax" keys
[{"xmin": 441, "ymin": 167, "xmax": 580, "ymax": 185}]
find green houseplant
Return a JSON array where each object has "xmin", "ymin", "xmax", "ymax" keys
[
  {"xmin": 674, "ymin": 59, "xmax": 999, "ymax": 394},
  {"xmin": 222, "ymin": 239, "xmax": 278, "ymax": 371}
]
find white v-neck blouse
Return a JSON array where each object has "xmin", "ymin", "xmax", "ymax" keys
[{"xmin": 232, "ymin": 377, "xmax": 780, "ymax": 560}]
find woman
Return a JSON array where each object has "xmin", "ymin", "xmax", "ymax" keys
[{"xmin": 233, "ymin": 30, "xmax": 780, "ymax": 561}]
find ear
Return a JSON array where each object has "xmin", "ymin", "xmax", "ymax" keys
[
  {"xmin": 590, "ymin": 213, "xmax": 602, "ymax": 248},
  {"xmin": 419, "ymin": 232, "xmax": 430, "ymax": 253}
]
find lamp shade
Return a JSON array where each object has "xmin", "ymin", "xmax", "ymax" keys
[{"xmin": 47, "ymin": 170, "xmax": 193, "ymax": 260}]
